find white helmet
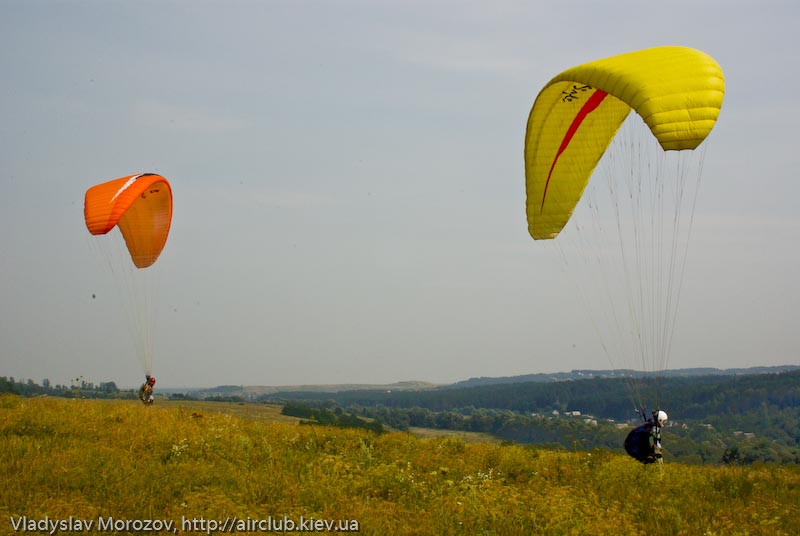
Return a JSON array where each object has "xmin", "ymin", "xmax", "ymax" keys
[{"xmin": 656, "ymin": 410, "xmax": 668, "ymax": 425}]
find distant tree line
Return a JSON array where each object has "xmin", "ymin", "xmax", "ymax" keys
[
  {"xmin": 282, "ymin": 402, "xmax": 384, "ymax": 434},
  {"xmin": 0, "ymin": 376, "xmax": 126, "ymax": 399},
  {"xmin": 263, "ymin": 371, "xmax": 800, "ymax": 465},
  {"xmin": 264, "ymin": 372, "xmax": 800, "ymax": 422}
]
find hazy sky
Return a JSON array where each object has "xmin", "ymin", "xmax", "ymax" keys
[{"xmin": 2, "ymin": 1, "xmax": 798, "ymax": 388}]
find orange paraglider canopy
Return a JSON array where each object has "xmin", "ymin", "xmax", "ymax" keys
[{"xmin": 84, "ymin": 173, "xmax": 172, "ymax": 268}]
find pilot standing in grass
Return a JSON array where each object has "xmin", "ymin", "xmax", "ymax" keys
[
  {"xmin": 624, "ymin": 409, "xmax": 668, "ymax": 464},
  {"xmin": 139, "ymin": 375, "xmax": 156, "ymax": 405}
]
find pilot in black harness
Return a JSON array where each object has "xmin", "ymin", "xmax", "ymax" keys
[{"xmin": 624, "ymin": 408, "xmax": 668, "ymax": 464}]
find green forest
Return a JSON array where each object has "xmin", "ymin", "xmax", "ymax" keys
[{"xmin": 260, "ymin": 371, "xmax": 800, "ymax": 465}]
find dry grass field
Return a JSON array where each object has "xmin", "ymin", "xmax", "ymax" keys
[{"xmin": 2, "ymin": 395, "xmax": 799, "ymax": 535}]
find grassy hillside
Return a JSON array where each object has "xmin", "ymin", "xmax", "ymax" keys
[{"xmin": 2, "ymin": 395, "xmax": 799, "ymax": 535}]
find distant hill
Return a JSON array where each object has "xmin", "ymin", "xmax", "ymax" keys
[
  {"xmin": 447, "ymin": 365, "xmax": 800, "ymax": 389},
  {"xmin": 174, "ymin": 380, "xmax": 439, "ymax": 400},
  {"xmin": 164, "ymin": 366, "xmax": 800, "ymax": 399},
  {"xmin": 263, "ymin": 369, "xmax": 800, "ymax": 465}
]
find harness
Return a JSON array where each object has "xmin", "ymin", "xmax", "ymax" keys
[
  {"xmin": 651, "ymin": 418, "xmax": 663, "ymax": 461},
  {"xmin": 625, "ymin": 407, "xmax": 663, "ymax": 464}
]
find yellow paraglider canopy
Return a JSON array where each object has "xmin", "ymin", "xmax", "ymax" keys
[{"xmin": 524, "ymin": 46, "xmax": 725, "ymax": 239}]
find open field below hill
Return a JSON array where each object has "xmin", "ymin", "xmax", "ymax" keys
[
  {"xmin": 2, "ymin": 395, "xmax": 799, "ymax": 535},
  {"xmin": 162, "ymin": 400, "xmax": 499, "ymax": 443},
  {"xmin": 160, "ymin": 400, "xmax": 304, "ymax": 425}
]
